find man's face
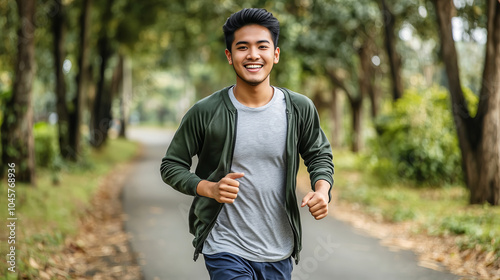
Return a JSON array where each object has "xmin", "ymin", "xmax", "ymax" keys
[{"xmin": 225, "ymin": 24, "xmax": 280, "ymax": 87}]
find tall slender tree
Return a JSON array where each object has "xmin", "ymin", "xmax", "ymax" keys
[
  {"xmin": 68, "ymin": 0, "xmax": 92, "ymax": 160},
  {"xmin": 52, "ymin": 0, "xmax": 71, "ymax": 159},
  {"xmin": 380, "ymin": 0, "xmax": 403, "ymax": 101},
  {"xmin": 89, "ymin": 0, "xmax": 113, "ymax": 148},
  {"xmin": 432, "ymin": 0, "xmax": 499, "ymax": 205},
  {"xmin": 326, "ymin": 68, "xmax": 364, "ymax": 152},
  {"xmin": 88, "ymin": 0, "xmax": 165, "ymax": 147}
]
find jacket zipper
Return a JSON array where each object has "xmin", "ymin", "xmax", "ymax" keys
[
  {"xmin": 285, "ymin": 107, "xmax": 300, "ymax": 264},
  {"xmin": 193, "ymin": 109, "xmax": 238, "ymax": 261}
]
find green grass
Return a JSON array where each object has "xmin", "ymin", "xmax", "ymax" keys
[
  {"xmin": 0, "ymin": 138, "xmax": 139, "ymax": 279},
  {"xmin": 330, "ymin": 149, "xmax": 500, "ymax": 256}
]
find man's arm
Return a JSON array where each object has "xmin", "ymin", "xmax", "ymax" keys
[
  {"xmin": 160, "ymin": 104, "xmax": 205, "ymax": 196},
  {"xmin": 296, "ymin": 95, "xmax": 334, "ymax": 220}
]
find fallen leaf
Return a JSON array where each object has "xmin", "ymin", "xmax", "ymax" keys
[
  {"xmin": 39, "ymin": 270, "xmax": 51, "ymax": 279},
  {"xmin": 29, "ymin": 257, "xmax": 40, "ymax": 269}
]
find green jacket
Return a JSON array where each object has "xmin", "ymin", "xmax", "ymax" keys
[{"xmin": 160, "ymin": 86, "xmax": 334, "ymax": 264}]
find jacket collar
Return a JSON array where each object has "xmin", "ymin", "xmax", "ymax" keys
[
  {"xmin": 220, "ymin": 86, "xmax": 237, "ymax": 113},
  {"xmin": 220, "ymin": 85, "xmax": 293, "ymax": 113}
]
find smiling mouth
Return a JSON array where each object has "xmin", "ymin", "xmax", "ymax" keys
[{"xmin": 245, "ymin": 65, "xmax": 263, "ymax": 69}]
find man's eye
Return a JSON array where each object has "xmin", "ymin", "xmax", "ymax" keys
[{"xmin": 238, "ymin": 46, "xmax": 247, "ymax": 50}]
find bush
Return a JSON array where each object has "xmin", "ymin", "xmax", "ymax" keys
[
  {"xmin": 368, "ymin": 86, "xmax": 477, "ymax": 186},
  {"xmin": 34, "ymin": 122, "xmax": 59, "ymax": 169},
  {"xmin": 438, "ymin": 206, "xmax": 500, "ymax": 252}
]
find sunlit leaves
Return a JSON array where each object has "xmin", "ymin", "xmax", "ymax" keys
[{"xmin": 370, "ymin": 86, "xmax": 477, "ymax": 185}]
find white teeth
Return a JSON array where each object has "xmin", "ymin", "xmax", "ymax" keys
[{"xmin": 245, "ymin": 65, "xmax": 262, "ymax": 69}]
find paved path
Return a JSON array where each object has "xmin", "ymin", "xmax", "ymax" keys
[{"xmin": 123, "ymin": 127, "xmax": 461, "ymax": 280}]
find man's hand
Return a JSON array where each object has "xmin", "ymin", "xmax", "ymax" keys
[
  {"xmin": 301, "ymin": 180, "xmax": 330, "ymax": 220},
  {"xmin": 197, "ymin": 173, "xmax": 245, "ymax": 203}
]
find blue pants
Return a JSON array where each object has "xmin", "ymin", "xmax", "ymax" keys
[{"xmin": 204, "ymin": 252, "xmax": 293, "ymax": 280}]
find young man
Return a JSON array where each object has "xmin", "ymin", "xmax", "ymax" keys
[{"xmin": 160, "ymin": 8, "xmax": 334, "ymax": 280}]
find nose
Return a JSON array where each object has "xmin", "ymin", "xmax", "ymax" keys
[{"xmin": 246, "ymin": 47, "xmax": 260, "ymax": 60}]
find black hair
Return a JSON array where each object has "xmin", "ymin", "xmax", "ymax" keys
[{"xmin": 223, "ymin": 8, "xmax": 280, "ymax": 52}]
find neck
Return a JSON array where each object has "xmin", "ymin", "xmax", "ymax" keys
[{"xmin": 233, "ymin": 79, "xmax": 274, "ymax": 108}]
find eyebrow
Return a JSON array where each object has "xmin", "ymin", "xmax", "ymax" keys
[{"xmin": 235, "ymin": 40, "xmax": 271, "ymax": 46}]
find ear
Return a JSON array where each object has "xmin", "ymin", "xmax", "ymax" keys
[
  {"xmin": 274, "ymin": 47, "xmax": 280, "ymax": 64},
  {"xmin": 225, "ymin": 49, "xmax": 233, "ymax": 65}
]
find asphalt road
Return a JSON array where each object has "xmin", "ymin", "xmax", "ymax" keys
[{"xmin": 122, "ymin": 127, "xmax": 462, "ymax": 280}]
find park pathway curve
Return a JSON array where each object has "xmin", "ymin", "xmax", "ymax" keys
[{"xmin": 122, "ymin": 127, "xmax": 462, "ymax": 280}]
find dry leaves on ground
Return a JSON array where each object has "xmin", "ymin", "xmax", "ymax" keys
[{"xmin": 24, "ymin": 158, "xmax": 143, "ymax": 279}]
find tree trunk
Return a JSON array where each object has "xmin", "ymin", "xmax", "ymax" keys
[
  {"xmin": 68, "ymin": 0, "xmax": 92, "ymax": 161},
  {"xmin": 380, "ymin": 0, "xmax": 404, "ymax": 101},
  {"xmin": 474, "ymin": 0, "xmax": 500, "ymax": 205},
  {"xmin": 90, "ymin": 34, "xmax": 113, "ymax": 148},
  {"xmin": 358, "ymin": 41, "xmax": 378, "ymax": 119},
  {"xmin": 52, "ymin": 0, "xmax": 71, "ymax": 159},
  {"xmin": 119, "ymin": 56, "xmax": 132, "ymax": 138},
  {"xmin": 433, "ymin": 0, "xmax": 500, "ymax": 205},
  {"xmin": 110, "ymin": 55, "xmax": 124, "ymax": 99},
  {"xmin": 326, "ymin": 69, "xmax": 364, "ymax": 153},
  {"xmin": 368, "ymin": 81, "xmax": 379, "ymax": 118},
  {"xmin": 110, "ymin": 54, "xmax": 124, "ymax": 138},
  {"xmin": 350, "ymin": 99, "xmax": 363, "ymax": 153},
  {"xmin": 330, "ymin": 88, "xmax": 342, "ymax": 148},
  {"xmin": 0, "ymin": 0, "xmax": 37, "ymax": 184}
]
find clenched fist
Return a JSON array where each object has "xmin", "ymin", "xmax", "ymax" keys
[
  {"xmin": 197, "ymin": 173, "xmax": 245, "ymax": 204},
  {"xmin": 301, "ymin": 180, "xmax": 330, "ymax": 220}
]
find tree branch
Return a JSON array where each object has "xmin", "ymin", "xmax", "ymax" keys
[{"xmin": 325, "ymin": 68, "xmax": 356, "ymax": 104}]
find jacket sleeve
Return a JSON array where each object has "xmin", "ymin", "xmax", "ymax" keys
[
  {"xmin": 297, "ymin": 97, "xmax": 335, "ymax": 200},
  {"xmin": 160, "ymin": 104, "xmax": 205, "ymax": 196}
]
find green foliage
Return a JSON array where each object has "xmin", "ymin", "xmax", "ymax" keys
[
  {"xmin": 462, "ymin": 86, "xmax": 479, "ymax": 117},
  {"xmin": 33, "ymin": 122, "xmax": 59, "ymax": 169},
  {"xmin": 295, "ymin": 0, "xmax": 382, "ymax": 96},
  {"xmin": 0, "ymin": 88, "xmax": 12, "ymax": 102},
  {"xmin": 338, "ymin": 179, "xmax": 419, "ymax": 223},
  {"xmin": 0, "ymin": 0, "xmax": 18, "ymax": 76},
  {"xmin": 436, "ymin": 205, "xmax": 500, "ymax": 252},
  {"xmin": 368, "ymin": 86, "xmax": 478, "ymax": 185}
]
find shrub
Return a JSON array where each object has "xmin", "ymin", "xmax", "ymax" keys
[
  {"xmin": 439, "ymin": 207, "xmax": 500, "ymax": 252},
  {"xmin": 34, "ymin": 122, "xmax": 59, "ymax": 169},
  {"xmin": 368, "ymin": 86, "xmax": 477, "ymax": 186}
]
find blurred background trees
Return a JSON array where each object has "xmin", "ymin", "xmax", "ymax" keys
[
  {"xmin": 0, "ymin": 0, "xmax": 498, "ymax": 205},
  {"xmin": 1, "ymin": 0, "xmax": 37, "ymax": 184}
]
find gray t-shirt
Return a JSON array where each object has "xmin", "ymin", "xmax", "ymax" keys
[{"xmin": 202, "ymin": 86, "xmax": 294, "ymax": 262}]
